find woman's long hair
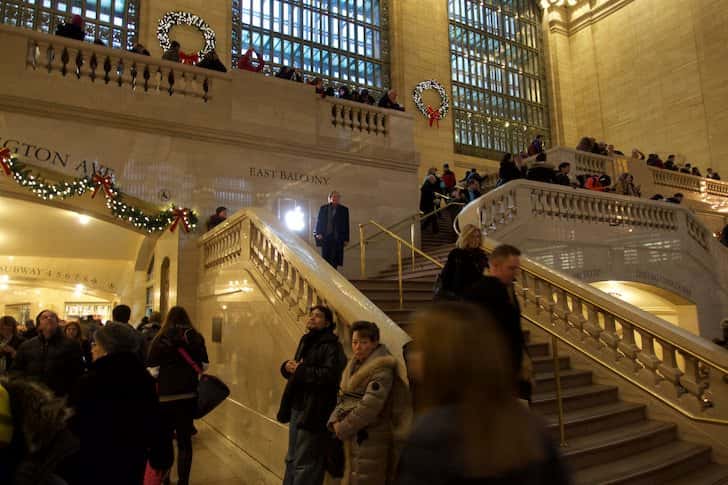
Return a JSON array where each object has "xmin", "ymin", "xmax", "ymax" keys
[
  {"xmin": 410, "ymin": 303, "xmax": 544, "ymax": 477},
  {"xmin": 150, "ymin": 306, "xmax": 195, "ymax": 349},
  {"xmin": 64, "ymin": 321, "xmax": 83, "ymax": 343},
  {"xmin": 455, "ymin": 224, "xmax": 482, "ymax": 250},
  {"xmin": 0, "ymin": 316, "xmax": 18, "ymax": 337}
]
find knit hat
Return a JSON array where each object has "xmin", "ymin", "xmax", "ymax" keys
[
  {"xmin": 94, "ymin": 323, "xmax": 139, "ymax": 355},
  {"xmin": 71, "ymin": 14, "xmax": 83, "ymax": 28}
]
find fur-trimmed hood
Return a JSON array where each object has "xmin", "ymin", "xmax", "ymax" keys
[{"xmin": 342, "ymin": 344, "xmax": 398, "ymax": 393}]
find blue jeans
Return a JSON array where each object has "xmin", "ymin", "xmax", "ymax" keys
[{"xmin": 282, "ymin": 409, "xmax": 327, "ymax": 485}]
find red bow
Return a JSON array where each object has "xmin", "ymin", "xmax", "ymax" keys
[
  {"xmin": 169, "ymin": 207, "xmax": 191, "ymax": 233},
  {"xmin": 238, "ymin": 48, "xmax": 265, "ymax": 72},
  {"xmin": 426, "ymin": 105, "xmax": 441, "ymax": 127},
  {"xmin": 91, "ymin": 173, "xmax": 115, "ymax": 199},
  {"xmin": 179, "ymin": 52, "xmax": 199, "ymax": 65},
  {"xmin": 0, "ymin": 148, "xmax": 11, "ymax": 176}
]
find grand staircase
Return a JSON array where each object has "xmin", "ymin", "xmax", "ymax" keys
[{"xmin": 349, "ymin": 210, "xmax": 728, "ymax": 484}]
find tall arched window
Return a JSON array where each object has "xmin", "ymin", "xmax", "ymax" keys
[
  {"xmin": 448, "ymin": 0, "xmax": 549, "ymax": 158},
  {"xmin": 232, "ymin": 0, "xmax": 389, "ymax": 95},
  {"xmin": 0, "ymin": 0, "xmax": 139, "ymax": 49}
]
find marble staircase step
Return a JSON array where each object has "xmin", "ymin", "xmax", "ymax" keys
[
  {"xmin": 562, "ymin": 420, "xmax": 678, "ymax": 471},
  {"xmin": 534, "ymin": 368, "xmax": 593, "ymax": 392},
  {"xmin": 531, "ymin": 384, "xmax": 618, "ymax": 415},
  {"xmin": 573, "ymin": 441, "xmax": 711, "ymax": 485},
  {"xmin": 532, "ymin": 354, "xmax": 570, "ymax": 373},
  {"xmin": 544, "ymin": 401, "xmax": 646, "ymax": 440},
  {"xmin": 667, "ymin": 464, "xmax": 728, "ymax": 485}
]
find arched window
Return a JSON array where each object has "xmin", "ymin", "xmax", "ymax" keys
[
  {"xmin": 232, "ymin": 0, "xmax": 389, "ymax": 96},
  {"xmin": 0, "ymin": 0, "xmax": 139, "ymax": 49},
  {"xmin": 448, "ymin": 0, "xmax": 549, "ymax": 158}
]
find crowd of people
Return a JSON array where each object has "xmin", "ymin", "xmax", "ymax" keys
[{"xmin": 0, "ymin": 304, "xmax": 208, "ymax": 485}]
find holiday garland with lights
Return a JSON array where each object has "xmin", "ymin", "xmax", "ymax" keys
[
  {"xmin": 0, "ymin": 148, "xmax": 197, "ymax": 233},
  {"xmin": 157, "ymin": 11, "xmax": 217, "ymax": 59},
  {"xmin": 412, "ymin": 80, "xmax": 450, "ymax": 127}
]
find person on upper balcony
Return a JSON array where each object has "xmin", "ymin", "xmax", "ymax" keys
[
  {"xmin": 378, "ymin": 89, "xmax": 404, "ymax": 111},
  {"xmin": 206, "ymin": 206, "xmax": 228, "ymax": 231},
  {"xmin": 613, "ymin": 173, "xmax": 641, "ymax": 197},
  {"xmin": 527, "ymin": 135, "xmax": 544, "ymax": 156},
  {"xmin": 707, "ymin": 168, "xmax": 721, "ymax": 180},
  {"xmin": 680, "ymin": 163, "xmax": 692, "ymax": 174},
  {"xmin": 441, "ymin": 163, "xmax": 457, "ymax": 193},
  {"xmin": 664, "ymin": 154, "xmax": 678, "ymax": 171},
  {"xmin": 130, "ymin": 43, "xmax": 150, "ymax": 56},
  {"xmin": 584, "ymin": 174, "xmax": 610, "ymax": 192},
  {"xmin": 632, "ymin": 148, "xmax": 646, "ymax": 160},
  {"xmin": 691, "ymin": 166, "xmax": 702, "ymax": 177},
  {"xmin": 314, "ymin": 191, "xmax": 350, "ymax": 269},
  {"xmin": 576, "ymin": 136, "xmax": 595, "ymax": 153},
  {"xmin": 162, "ymin": 40, "xmax": 181, "ymax": 62},
  {"xmin": 197, "ymin": 49, "xmax": 227, "ymax": 72},
  {"xmin": 666, "ymin": 193, "xmax": 684, "ymax": 204},
  {"xmin": 55, "ymin": 14, "xmax": 85, "ymax": 41},
  {"xmin": 358, "ymin": 88, "xmax": 376, "ymax": 105},
  {"xmin": 646, "ymin": 153, "xmax": 664, "ymax": 168},
  {"xmin": 498, "ymin": 153, "xmax": 522, "ymax": 186},
  {"xmin": 554, "ymin": 162, "xmax": 573, "ymax": 187},
  {"xmin": 526, "ymin": 152, "xmax": 555, "ymax": 184}
]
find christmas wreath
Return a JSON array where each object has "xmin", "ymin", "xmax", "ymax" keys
[
  {"xmin": 0, "ymin": 148, "xmax": 198, "ymax": 233},
  {"xmin": 157, "ymin": 11, "xmax": 217, "ymax": 59},
  {"xmin": 412, "ymin": 80, "xmax": 450, "ymax": 127}
]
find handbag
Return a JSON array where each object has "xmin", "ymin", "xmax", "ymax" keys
[
  {"xmin": 177, "ymin": 347, "xmax": 230, "ymax": 419},
  {"xmin": 143, "ymin": 463, "xmax": 168, "ymax": 485}
]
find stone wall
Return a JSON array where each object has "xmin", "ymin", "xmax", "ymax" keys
[{"xmin": 546, "ymin": 0, "xmax": 728, "ymax": 174}]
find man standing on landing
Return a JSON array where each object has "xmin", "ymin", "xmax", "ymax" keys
[{"xmin": 314, "ymin": 191, "xmax": 350, "ymax": 269}]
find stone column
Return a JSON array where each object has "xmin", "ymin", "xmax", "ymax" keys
[{"xmin": 138, "ymin": 0, "xmax": 232, "ymax": 67}]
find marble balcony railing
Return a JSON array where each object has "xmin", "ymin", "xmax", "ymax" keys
[
  {"xmin": 458, "ymin": 180, "xmax": 728, "ymax": 423},
  {"xmin": 0, "ymin": 24, "xmax": 417, "ymax": 170},
  {"xmin": 24, "ymin": 30, "xmax": 221, "ymax": 101},
  {"xmin": 199, "ymin": 207, "xmax": 411, "ymax": 361}
]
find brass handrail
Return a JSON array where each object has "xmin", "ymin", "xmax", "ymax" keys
[
  {"xmin": 521, "ymin": 312, "xmax": 728, "ymax": 426},
  {"xmin": 348, "ymin": 201, "xmax": 465, "ymax": 251},
  {"xmin": 368, "ymin": 220, "xmax": 445, "ymax": 269}
]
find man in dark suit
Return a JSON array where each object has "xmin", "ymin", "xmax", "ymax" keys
[
  {"xmin": 314, "ymin": 191, "xmax": 350, "ymax": 268},
  {"xmin": 464, "ymin": 244, "xmax": 532, "ymax": 402}
]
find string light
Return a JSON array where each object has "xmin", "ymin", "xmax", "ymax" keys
[{"xmin": 2, "ymin": 155, "xmax": 198, "ymax": 233}]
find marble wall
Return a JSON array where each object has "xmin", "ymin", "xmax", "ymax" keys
[{"xmin": 545, "ymin": 0, "xmax": 728, "ymax": 174}]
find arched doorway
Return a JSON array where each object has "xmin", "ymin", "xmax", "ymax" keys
[
  {"xmin": 160, "ymin": 257, "xmax": 170, "ymax": 317},
  {"xmin": 591, "ymin": 280, "xmax": 699, "ymax": 335}
]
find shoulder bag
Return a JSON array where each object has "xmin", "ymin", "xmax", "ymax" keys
[{"xmin": 177, "ymin": 347, "xmax": 230, "ymax": 419}]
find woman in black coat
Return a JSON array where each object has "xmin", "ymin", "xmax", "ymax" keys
[
  {"xmin": 147, "ymin": 306, "xmax": 209, "ymax": 485},
  {"xmin": 435, "ymin": 224, "xmax": 489, "ymax": 300},
  {"xmin": 0, "ymin": 316, "xmax": 25, "ymax": 373},
  {"xmin": 498, "ymin": 153, "xmax": 522, "ymax": 186},
  {"xmin": 69, "ymin": 323, "xmax": 170, "ymax": 485}
]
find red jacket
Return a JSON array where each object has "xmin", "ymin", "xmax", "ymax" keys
[{"xmin": 442, "ymin": 171, "xmax": 456, "ymax": 190}]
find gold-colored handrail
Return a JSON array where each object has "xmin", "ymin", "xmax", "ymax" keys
[
  {"xmin": 368, "ymin": 220, "xmax": 445, "ymax": 269},
  {"xmin": 348, "ymin": 201, "xmax": 465, "ymax": 252}
]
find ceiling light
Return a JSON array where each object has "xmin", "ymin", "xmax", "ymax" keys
[
  {"xmin": 74, "ymin": 283, "xmax": 85, "ymax": 295},
  {"xmin": 0, "ymin": 274, "xmax": 8, "ymax": 283},
  {"xmin": 0, "ymin": 284, "xmax": 7, "ymax": 291},
  {"xmin": 77, "ymin": 214, "xmax": 91, "ymax": 225}
]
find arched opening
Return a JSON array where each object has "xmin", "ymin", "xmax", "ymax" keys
[
  {"xmin": 159, "ymin": 257, "xmax": 170, "ymax": 317},
  {"xmin": 0, "ymin": 195, "xmax": 145, "ymax": 324},
  {"xmin": 591, "ymin": 280, "xmax": 699, "ymax": 335}
]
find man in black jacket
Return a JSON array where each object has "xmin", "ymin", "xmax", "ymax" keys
[
  {"xmin": 464, "ymin": 244, "xmax": 531, "ymax": 402},
  {"xmin": 314, "ymin": 191, "xmax": 350, "ymax": 268},
  {"xmin": 277, "ymin": 305, "xmax": 347, "ymax": 485},
  {"xmin": 12, "ymin": 310, "xmax": 84, "ymax": 396}
]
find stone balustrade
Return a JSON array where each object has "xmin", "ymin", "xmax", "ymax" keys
[
  {"xmin": 529, "ymin": 147, "xmax": 626, "ymax": 180},
  {"xmin": 0, "ymin": 24, "xmax": 417, "ymax": 172},
  {"xmin": 199, "ymin": 208, "xmax": 410, "ymax": 357},
  {"xmin": 647, "ymin": 166, "xmax": 728, "ymax": 199},
  {"xmin": 326, "ymin": 98, "xmax": 388, "ymax": 136},
  {"xmin": 21, "ymin": 27, "xmax": 225, "ymax": 102},
  {"xmin": 459, "ymin": 180, "xmax": 728, "ymax": 422}
]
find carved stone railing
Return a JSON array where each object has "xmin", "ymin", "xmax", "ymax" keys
[
  {"xmin": 646, "ymin": 166, "xmax": 728, "ymax": 199},
  {"xmin": 200, "ymin": 208, "xmax": 411, "ymax": 361},
  {"xmin": 19, "ymin": 27, "xmax": 227, "ymax": 101},
  {"xmin": 326, "ymin": 98, "xmax": 388, "ymax": 136},
  {"xmin": 456, "ymin": 180, "xmax": 728, "ymax": 422},
  {"xmin": 527, "ymin": 147, "xmax": 627, "ymax": 181}
]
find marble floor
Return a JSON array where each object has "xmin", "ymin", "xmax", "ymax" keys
[{"xmin": 170, "ymin": 420, "xmax": 280, "ymax": 485}]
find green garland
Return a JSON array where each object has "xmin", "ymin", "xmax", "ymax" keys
[{"xmin": 1, "ymin": 152, "xmax": 198, "ymax": 233}]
